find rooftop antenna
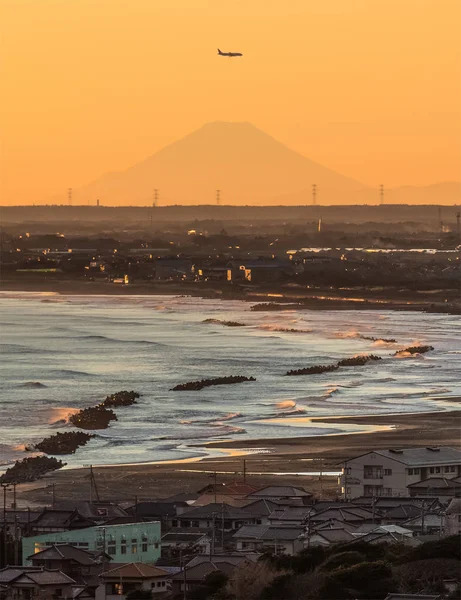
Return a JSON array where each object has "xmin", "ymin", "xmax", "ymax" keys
[
  {"xmin": 312, "ymin": 184, "xmax": 317, "ymax": 206},
  {"xmin": 379, "ymin": 184, "xmax": 384, "ymax": 205},
  {"xmin": 216, "ymin": 189, "xmax": 221, "ymax": 206},
  {"xmin": 68, "ymin": 188, "xmax": 73, "ymax": 206}
]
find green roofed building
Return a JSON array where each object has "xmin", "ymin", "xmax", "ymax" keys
[{"xmin": 23, "ymin": 522, "xmax": 161, "ymax": 565}]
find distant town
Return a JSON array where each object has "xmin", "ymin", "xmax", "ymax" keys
[{"xmin": 1, "ymin": 204, "xmax": 460, "ymax": 315}]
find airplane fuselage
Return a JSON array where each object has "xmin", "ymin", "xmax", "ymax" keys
[{"xmin": 218, "ymin": 48, "xmax": 243, "ymax": 57}]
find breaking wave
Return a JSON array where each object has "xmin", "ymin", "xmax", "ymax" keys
[{"xmin": 19, "ymin": 381, "xmax": 47, "ymax": 389}]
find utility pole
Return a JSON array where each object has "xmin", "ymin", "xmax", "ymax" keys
[
  {"xmin": 13, "ymin": 515, "xmax": 19, "ymax": 565},
  {"xmin": 134, "ymin": 496, "xmax": 138, "ymax": 523},
  {"xmin": 216, "ymin": 190, "xmax": 221, "ymax": 206},
  {"xmin": 51, "ymin": 483, "xmax": 56, "ymax": 509},
  {"xmin": 12, "ymin": 484, "xmax": 16, "ymax": 510},
  {"xmin": 221, "ymin": 503, "xmax": 225, "ymax": 552},
  {"xmin": 1, "ymin": 483, "xmax": 10, "ymax": 567},
  {"xmin": 312, "ymin": 184, "xmax": 317, "ymax": 206},
  {"xmin": 180, "ymin": 549, "xmax": 187, "ymax": 600},
  {"xmin": 213, "ymin": 472, "xmax": 217, "ymax": 504},
  {"xmin": 243, "ymin": 459, "xmax": 246, "ymax": 483},
  {"xmin": 319, "ymin": 459, "xmax": 323, "ymax": 496},
  {"xmin": 379, "ymin": 184, "xmax": 384, "ymax": 205}
]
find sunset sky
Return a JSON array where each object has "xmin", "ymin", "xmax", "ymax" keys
[{"xmin": 1, "ymin": 0, "xmax": 460, "ymax": 205}]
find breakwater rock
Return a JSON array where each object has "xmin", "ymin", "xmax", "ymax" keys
[
  {"xmin": 394, "ymin": 345, "xmax": 434, "ymax": 355},
  {"xmin": 251, "ymin": 303, "xmax": 303, "ymax": 311},
  {"xmin": 362, "ymin": 336, "xmax": 397, "ymax": 343},
  {"xmin": 171, "ymin": 375, "xmax": 256, "ymax": 391},
  {"xmin": 101, "ymin": 390, "xmax": 140, "ymax": 408},
  {"xmin": 337, "ymin": 354, "xmax": 382, "ymax": 367},
  {"xmin": 31, "ymin": 431, "xmax": 95, "ymax": 455},
  {"xmin": 69, "ymin": 405, "xmax": 117, "ymax": 430},
  {"xmin": 0, "ymin": 456, "xmax": 65, "ymax": 484},
  {"xmin": 286, "ymin": 354, "xmax": 382, "ymax": 376},
  {"xmin": 203, "ymin": 319, "xmax": 247, "ymax": 327},
  {"xmin": 287, "ymin": 364, "xmax": 339, "ymax": 376}
]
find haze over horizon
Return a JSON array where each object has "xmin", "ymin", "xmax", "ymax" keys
[{"xmin": 1, "ymin": 0, "xmax": 460, "ymax": 206}]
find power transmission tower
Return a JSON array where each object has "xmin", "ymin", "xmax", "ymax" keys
[
  {"xmin": 379, "ymin": 184, "xmax": 384, "ymax": 205},
  {"xmin": 153, "ymin": 189, "xmax": 159, "ymax": 207},
  {"xmin": 216, "ymin": 190, "xmax": 221, "ymax": 205},
  {"xmin": 68, "ymin": 188, "xmax": 73, "ymax": 206},
  {"xmin": 312, "ymin": 184, "xmax": 317, "ymax": 206}
]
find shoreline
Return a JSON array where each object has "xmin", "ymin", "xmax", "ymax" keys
[
  {"xmin": 13, "ymin": 410, "xmax": 461, "ymax": 506},
  {"xmin": 1, "ymin": 280, "xmax": 459, "ymax": 314}
]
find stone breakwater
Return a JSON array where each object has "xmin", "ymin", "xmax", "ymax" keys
[
  {"xmin": 203, "ymin": 319, "xmax": 247, "ymax": 327},
  {"xmin": 29, "ymin": 431, "xmax": 95, "ymax": 455},
  {"xmin": 0, "ymin": 456, "xmax": 65, "ymax": 484},
  {"xmin": 394, "ymin": 345, "xmax": 434, "ymax": 355},
  {"xmin": 69, "ymin": 405, "xmax": 117, "ymax": 430},
  {"xmin": 171, "ymin": 375, "xmax": 256, "ymax": 391},
  {"xmin": 287, "ymin": 354, "xmax": 382, "ymax": 376}
]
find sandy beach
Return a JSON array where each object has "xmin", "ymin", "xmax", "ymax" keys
[{"xmin": 15, "ymin": 409, "xmax": 461, "ymax": 507}]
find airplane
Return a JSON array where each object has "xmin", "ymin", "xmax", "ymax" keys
[{"xmin": 218, "ymin": 48, "xmax": 243, "ymax": 57}]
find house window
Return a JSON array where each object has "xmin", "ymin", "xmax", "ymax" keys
[
  {"xmin": 131, "ymin": 539, "xmax": 137, "ymax": 553},
  {"xmin": 450, "ymin": 466, "xmax": 456, "ymax": 473},
  {"xmin": 142, "ymin": 542, "xmax": 148, "ymax": 552},
  {"xmin": 154, "ymin": 542, "xmax": 159, "ymax": 549},
  {"xmin": 192, "ymin": 521, "xmax": 199, "ymax": 528},
  {"xmin": 108, "ymin": 542, "xmax": 116, "ymax": 556},
  {"xmin": 384, "ymin": 488, "xmax": 392, "ymax": 496},
  {"xmin": 408, "ymin": 468, "xmax": 420, "ymax": 475},
  {"xmin": 121, "ymin": 541, "xmax": 127, "ymax": 555},
  {"xmin": 172, "ymin": 520, "xmax": 178, "ymax": 527},
  {"xmin": 430, "ymin": 467, "xmax": 435, "ymax": 474},
  {"xmin": 384, "ymin": 469, "xmax": 392, "ymax": 476},
  {"xmin": 435, "ymin": 467, "xmax": 441, "ymax": 474}
]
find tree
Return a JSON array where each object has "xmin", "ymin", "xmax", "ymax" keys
[{"xmin": 125, "ymin": 590, "xmax": 152, "ymax": 599}]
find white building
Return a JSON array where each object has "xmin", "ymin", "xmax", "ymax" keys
[{"xmin": 339, "ymin": 447, "xmax": 461, "ymax": 499}]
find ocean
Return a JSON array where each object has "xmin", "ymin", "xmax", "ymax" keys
[{"xmin": 0, "ymin": 292, "xmax": 459, "ymax": 468}]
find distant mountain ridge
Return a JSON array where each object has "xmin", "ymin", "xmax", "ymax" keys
[{"xmin": 71, "ymin": 122, "xmax": 460, "ymax": 205}]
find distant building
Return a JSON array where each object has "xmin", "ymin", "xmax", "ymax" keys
[
  {"xmin": 22, "ymin": 522, "xmax": 161, "ymax": 566},
  {"xmin": 339, "ymin": 447, "xmax": 461, "ymax": 499},
  {"xmin": 96, "ymin": 563, "xmax": 171, "ymax": 599},
  {"xmin": 0, "ymin": 566, "xmax": 75, "ymax": 600}
]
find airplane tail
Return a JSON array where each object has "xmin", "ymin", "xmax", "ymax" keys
[{"xmin": 218, "ymin": 48, "xmax": 223, "ymax": 55}]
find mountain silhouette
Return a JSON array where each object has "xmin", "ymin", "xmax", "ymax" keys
[{"xmin": 76, "ymin": 122, "xmax": 365, "ymax": 205}]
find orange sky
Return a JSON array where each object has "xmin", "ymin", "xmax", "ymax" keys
[{"xmin": 1, "ymin": 0, "xmax": 460, "ymax": 205}]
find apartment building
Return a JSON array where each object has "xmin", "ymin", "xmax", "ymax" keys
[{"xmin": 339, "ymin": 447, "xmax": 461, "ymax": 499}]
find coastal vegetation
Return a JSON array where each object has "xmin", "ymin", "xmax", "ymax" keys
[
  {"xmin": 30, "ymin": 431, "xmax": 95, "ymax": 455},
  {"xmin": 171, "ymin": 375, "xmax": 256, "ymax": 391},
  {"xmin": 0, "ymin": 456, "xmax": 65, "ymax": 484}
]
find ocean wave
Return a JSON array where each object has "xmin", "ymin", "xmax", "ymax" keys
[
  {"xmin": 276, "ymin": 400, "xmax": 296, "ymax": 409},
  {"xmin": 19, "ymin": 381, "xmax": 47, "ymax": 389},
  {"xmin": 258, "ymin": 325, "xmax": 312, "ymax": 333},
  {"xmin": 51, "ymin": 369, "xmax": 94, "ymax": 377},
  {"xmin": 160, "ymin": 424, "xmax": 247, "ymax": 441},
  {"xmin": 179, "ymin": 412, "xmax": 243, "ymax": 426}
]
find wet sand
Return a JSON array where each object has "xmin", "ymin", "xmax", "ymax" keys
[
  {"xmin": 15, "ymin": 410, "xmax": 461, "ymax": 507},
  {"xmin": 1, "ymin": 279, "xmax": 459, "ymax": 313}
]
